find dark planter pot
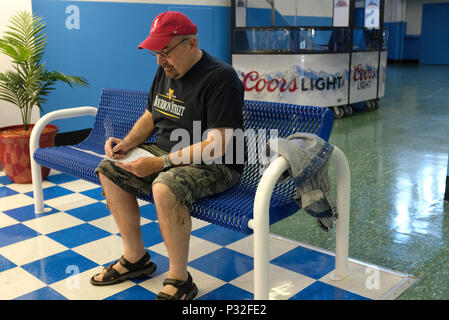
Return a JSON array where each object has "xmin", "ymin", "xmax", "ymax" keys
[{"xmin": 0, "ymin": 124, "xmax": 58, "ymax": 184}]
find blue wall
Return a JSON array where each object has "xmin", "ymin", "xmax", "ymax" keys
[
  {"xmin": 32, "ymin": 0, "xmax": 230, "ymax": 133},
  {"xmin": 420, "ymin": 3, "xmax": 449, "ymax": 65},
  {"xmin": 404, "ymin": 35, "xmax": 420, "ymax": 60},
  {"xmin": 384, "ymin": 21, "xmax": 406, "ymax": 60}
]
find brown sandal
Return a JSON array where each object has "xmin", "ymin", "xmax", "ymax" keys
[
  {"xmin": 156, "ymin": 272, "xmax": 198, "ymax": 300},
  {"xmin": 90, "ymin": 251, "xmax": 156, "ymax": 286}
]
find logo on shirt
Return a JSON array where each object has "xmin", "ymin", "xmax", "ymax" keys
[{"xmin": 153, "ymin": 89, "xmax": 186, "ymax": 119}]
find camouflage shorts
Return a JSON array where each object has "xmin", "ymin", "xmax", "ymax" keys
[{"xmin": 95, "ymin": 143, "xmax": 241, "ymax": 211}]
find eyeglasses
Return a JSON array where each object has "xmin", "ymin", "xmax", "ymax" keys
[{"xmin": 149, "ymin": 38, "xmax": 188, "ymax": 58}]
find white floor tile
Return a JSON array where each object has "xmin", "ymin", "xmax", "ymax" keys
[
  {"xmin": 49, "ymin": 266, "xmax": 135, "ymax": 300},
  {"xmin": 23, "ymin": 212, "xmax": 85, "ymax": 234},
  {"xmin": 146, "ymin": 242, "xmax": 167, "ymax": 258},
  {"xmin": 0, "ymin": 235, "xmax": 68, "ymax": 266},
  {"xmin": 72, "ymin": 235, "xmax": 124, "ymax": 265},
  {"xmin": 191, "ymin": 217, "xmax": 211, "ymax": 231},
  {"xmin": 6, "ymin": 180, "xmax": 55, "ymax": 194},
  {"xmin": 88, "ymin": 215, "xmax": 120, "ymax": 234},
  {"xmin": 44, "ymin": 193, "xmax": 97, "ymax": 212},
  {"xmin": 137, "ymin": 199, "xmax": 151, "ymax": 207},
  {"xmin": 148, "ymin": 235, "xmax": 221, "ymax": 262},
  {"xmin": 59, "ymin": 180, "xmax": 99, "ymax": 193},
  {"xmin": 226, "ymin": 234, "xmax": 298, "ymax": 260},
  {"xmin": 0, "ymin": 194, "xmax": 34, "ymax": 212},
  {"xmin": 187, "ymin": 236, "xmax": 223, "ymax": 262},
  {"xmin": 0, "ymin": 267, "xmax": 47, "ymax": 300},
  {"xmin": 320, "ymin": 260, "xmax": 413, "ymax": 300},
  {"xmin": 230, "ymin": 264, "xmax": 316, "ymax": 300},
  {"xmin": 138, "ymin": 272, "xmax": 168, "ymax": 295},
  {"xmin": 189, "ymin": 268, "xmax": 227, "ymax": 299},
  {"xmin": 48, "ymin": 169, "xmax": 62, "ymax": 176},
  {"xmin": 88, "ymin": 215, "xmax": 151, "ymax": 234},
  {"xmin": 0, "ymin": 212, "xmax": 19, "ymax": 228}
]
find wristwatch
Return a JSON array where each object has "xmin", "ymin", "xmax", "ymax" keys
[{"xmin": 162, "ymin": 154, "xmax": 172, "ymax": 169}]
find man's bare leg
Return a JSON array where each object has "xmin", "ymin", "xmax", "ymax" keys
[
  {"xmin": 93, "ymin": 173, "xmax": 148, "ymax": 281},
  {"xmin": 152, "ymin": 182, "xmax": 191, "ymax": 297}
]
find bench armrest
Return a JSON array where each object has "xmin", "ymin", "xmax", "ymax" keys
[
  {"xmin": 30, "ymin": 106, "xmax": 97, "ymax": 214},
  {"xmin": 30, "ymin": 106, "xmax": 98, "ymax": 156},
  {"xmin": 250, "ymin": 146, "xmax": 350, "ymax": 299}
]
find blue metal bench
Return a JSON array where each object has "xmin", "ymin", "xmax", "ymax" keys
[{"xmin": 30, "ymin": 87, "xmax": 350, "ymax": 299}]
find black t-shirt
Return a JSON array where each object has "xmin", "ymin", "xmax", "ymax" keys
[{"xmin": 147, "ymin": 50, "xmax": 244, "ymax": 173}]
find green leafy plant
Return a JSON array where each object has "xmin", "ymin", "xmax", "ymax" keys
[{"xmin": 0, "ymin": 11, "xmax": 88, "ymax": 131}]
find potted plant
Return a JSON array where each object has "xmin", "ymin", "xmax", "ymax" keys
[{"xmin": 0, "ymin": 11, "xmax": 88, "ymax": 183}]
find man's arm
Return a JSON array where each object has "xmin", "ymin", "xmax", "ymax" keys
[
  {"xmin": 106, "ymin": 110, "xmax": 156, "ymax": 158},
  {"xmin": 123, "ymin": 110, "xmax": 156, "ymax": 149}
]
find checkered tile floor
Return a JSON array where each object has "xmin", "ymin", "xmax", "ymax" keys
[{"xmin": 0, "ymin": 170, "xmax": 414, "ymax": 300}]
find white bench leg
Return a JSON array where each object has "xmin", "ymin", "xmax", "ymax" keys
[
  {"xmin": 30, "ymin": 119, "xmax": 52, "ymax": 214},
  {"xmin": 250, "ymin": 146, "xmax": 351, "ymax": 299},
  {"xmin": 251, "ymin": 157, "xmax": 290, "ymax": 300},
  {"xmin": 30, "ymin": 158, "xmax": 49, "ymax": 214},
  {"xmin": 29, "ymin": 106, "xmax": 98, "ymax": 214},
  {"xmin": 329, "ymin": 146, "xmax": 350, "ymax": 281}
]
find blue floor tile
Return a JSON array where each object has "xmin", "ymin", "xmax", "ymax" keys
[
  {"xmin": 14, "ymin": 286, "xmax": 68, "ymax": 300},
  {"xmin": 45, "ymin": 173, "xmax": 79, "ymax": 184},
  {"xmin": 0, "ymin": 254, "xmax": 16, "ymax": 272},
  {"xmin": 80, "ymin": 187, "xmax": 104, "ymax": 200},
  {"xmin": 0, "ymin": 186, "xmax": 18, "ymax": 197},
  {"xmin": 21, "ymin": 250, "xmax": 98, "ymax": 285},
  {"xmin": 66, "ymin": 202, "xmax": 109, "ymax": 221},
  {"xmin": 191, "ymin": 224, "xmax": 249, "ymax": 246},
  {"xmin": 3, "ymin": 204, "xmax": 57, "ymax": 222},
  {"xmin": 271, "ymin": 246, "xmax": 335, "ymax": 279},
  {"xmin": 189, "ymin": 248, "xmax": 253, "ymax": 282},
  {"xmin": 0, "ymin": 175, "xmax": 13, "ymax": 185},
  {"xmin": 289, "ymin": 281, "xmax": 370, "ymax": 300},
  {"xmin": 46, "ymin": 223, "xmax": 111, "ymax": 248},
  {"xmin": 198, "ymin": 283, "xmax": 253, "ymax": 300},
  {"xmin": 0, "ymin": 224, "xmax": 40, "ymax": 248},
  {"xmin": 144, "ymin": 250, "xmax": 170, "ymax": 277},
  {"xmin": 140, "ymin": 222, "xmax": 164, "ymax": 247},
  {"xmin": 140, "ymin": 203, "xmax": 158, "ymax": 221},
  {"xmin": 25, "ymin": 186, "xmax": 73, "ymax": 200},
  {"xmin": 106, "ymin": 285, "xmax": 157, "ymax": 300}
]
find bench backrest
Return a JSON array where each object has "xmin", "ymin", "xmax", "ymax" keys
[
  {"xmin": 78, "ymin": 88, "xmax": 154, "ymax": 154},
  {"xmin": 78, "ymin": 87, "xmax": 334, "ymax": 198}
]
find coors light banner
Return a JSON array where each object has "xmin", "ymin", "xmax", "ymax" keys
[
  {"xmin": 349, "ymin": 51, "xmax": 379, "ymax": 104},
  {"xmin": 232, "ymin": 54, "xmax": 350, "ymax": 107}
]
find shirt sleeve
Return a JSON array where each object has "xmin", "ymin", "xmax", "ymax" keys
[{"xmin": 205, "ymin": 68, "xmax": 244, "ymax": 130}]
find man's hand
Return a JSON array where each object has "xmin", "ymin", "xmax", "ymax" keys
[
  {"xmin": 105, "ymin": 138, "xmax": 131, "ymax": 159},
  {"xmin": 115, "ymin": 156, "xmax": 164, "ymax": 178}
]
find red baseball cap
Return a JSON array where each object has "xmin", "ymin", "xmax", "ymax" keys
[{"xmin": 138, "ymin": 11, "xmax": 197, "ymax": 51}]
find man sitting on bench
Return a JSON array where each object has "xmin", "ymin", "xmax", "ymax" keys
[{"xmin": 90, "ymin": 11, "xmax": 244, "ymax": 300}]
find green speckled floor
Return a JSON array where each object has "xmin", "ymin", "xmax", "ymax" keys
[{"xmin": 270, "ymin": 63, "xmax": 449, "ymax": 299}]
